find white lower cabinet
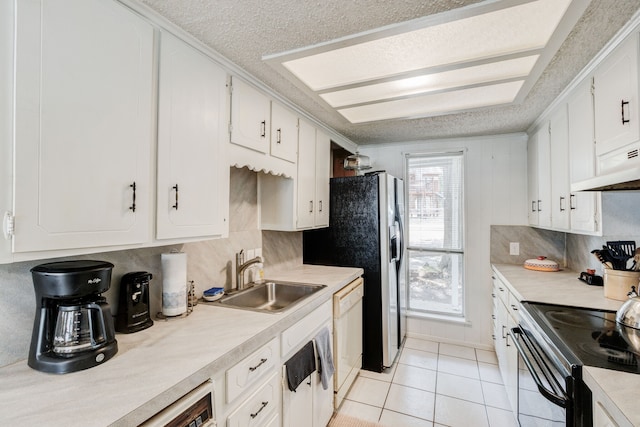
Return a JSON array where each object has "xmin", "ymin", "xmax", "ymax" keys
[
  {"xmin": 282, "ymin": 301, "xmax": 334, "ymax": 427},
  {"xmin": 492, "ymin": 271, "xmax": 519, "ymax": 421},
  {"xmin": 226, "ymin": 372, "xmax": 280, "ymax": 427},
  {"xmin": 226, "ymin": 338, "xmax": 279, "ymax": 403}
]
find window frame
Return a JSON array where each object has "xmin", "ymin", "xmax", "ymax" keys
[{"xmin": 403, "ymin": 150, "xmax": 466, "ymax": 319}]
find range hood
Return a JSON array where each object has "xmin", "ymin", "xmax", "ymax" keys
[
  {"xmin": 572, "ymin": 143, "xmax": 640, "ymax": 192},
  {"xmin": 571, "ymin": 167, "xmax": 640, "ymax": 191}
]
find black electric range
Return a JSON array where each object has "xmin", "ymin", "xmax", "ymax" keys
[
  {"xmin": 522, "ymin": 302, "xmax": 640, "ymax": 374},
  {"xmin": 514, "ymin": 302, "xmax": 640, "ymax": 427}
]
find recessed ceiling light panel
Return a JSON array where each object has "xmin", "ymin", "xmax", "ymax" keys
[
  {"xmin": 336, "ymin": 80, "xmax": 525, "ymax": 123},
  {"xmin": 264, "ymin": 0, "xmax": 590, "ymax": 124}
]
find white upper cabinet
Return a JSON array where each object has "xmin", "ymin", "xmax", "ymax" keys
[
  {"xmin": 568, "ymin": 78, "xmax": 601, "ymax": 234},
  {"xmin": 549, "ymin": 105, "xmax": 570, "ymax": 230},
  {"xmin": 12, "ymin": 0, "xmax": 154, "ymax": 252},
  {"xmin": 260, "ymin": 120, "xmax": 331, "ymax": 231},
  {"xmin": 527, "ymin": 132, "xmax": 539, "ymax": 226},
  {"xmin": 594, "ymin": 33, "xmax": 639, "ymax": 161},
  {"xmin": 156, "ymin": 31, "xmax": 229, "ymax": 240},
  {"xmin": 296, "ymin": 121, "xmax": 330, "ymax": 229},
  {"xmin": 296, "ymin": 120, "xmax": 317, "ymax": 229},
  {"xmin": 530, "ymin": 124, "xmax": 552, "ymax": 228},
  {"xmin": 314, "ymin": 130, "xmax": 331, "ymax": 228},
  {"xmin": 230, "ymin": 77, "xmax": 271, "ymax": 154},
  {"xmin": 270, "ymin": 103, "xmax": 299, "ymax": 163}
]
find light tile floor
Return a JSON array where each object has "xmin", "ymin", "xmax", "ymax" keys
[{"xmin": 335, "ymin": 337, "xmax": 518, "ymax": 427}]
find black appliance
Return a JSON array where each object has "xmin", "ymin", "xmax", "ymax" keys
[
  {"xmin": 512, "ymin": 302, "xmax": 640, "ymax": 426},
  {"xmin": 116, "ymin": 271, "xmax": 154, "ymax": 333},
  {"xmin": 28, "ymin": 260, "xmax": 118, "ymax": 374},
  {"xmin": 304, "ymin": 172, "xmax": 406, "ymax": 372}
]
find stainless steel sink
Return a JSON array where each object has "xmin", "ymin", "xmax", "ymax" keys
[{"xmin": 215, "ymin": 281, "xmax": 326, "ymax": 313}]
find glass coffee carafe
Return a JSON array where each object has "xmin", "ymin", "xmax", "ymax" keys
[{"xmin": 52, "ymin": 302, "xmax": 108, "ymax": 355}]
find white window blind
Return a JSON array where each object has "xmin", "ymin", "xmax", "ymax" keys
[{"xmin": 406, "ymin": 152, "xmax": 465, "ymax": 317}]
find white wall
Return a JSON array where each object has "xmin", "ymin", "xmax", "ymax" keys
[{"xmin": 360, "ymin": 133, "xmax": 528, "ymax": 349}]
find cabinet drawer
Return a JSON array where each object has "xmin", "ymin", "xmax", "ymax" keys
[
  {"xmin": 281, "ymin": 300, "xmax": 331, "ymax": 358},
  {"xmin": 507, "ymin": 291, "xmax": 520, "ymax": 321},
  {"xmin": 226, "ymin": 372, "xmax": 280, "ymax": 427},
  {"xmin": 226, "ymin": 338, "xmax": 279, "ymax": 403},
  {"xmin": 493, "ymin": 276, "xmax": 509, "ymax": 306}
]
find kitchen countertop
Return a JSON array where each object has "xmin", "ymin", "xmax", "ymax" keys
[
  {"xmin": 0, "ymin": 264, "xmax": 363, "ymax": 427},
  {"xmin": 492, "ymin": 263, "xmax": 639, "ymax": 427}
]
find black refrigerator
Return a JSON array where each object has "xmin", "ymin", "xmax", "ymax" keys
[{"xmin": 303, "ymin": 172, "xmax": 406, "ymax": 372}]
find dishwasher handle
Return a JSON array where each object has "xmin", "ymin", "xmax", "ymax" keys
[
  {"xmin": 510, "ymin": 327, "xmax": 569, "ymax": 408},
  {"xmin": 333, "ymin": 278, "xmax": 364, "ymax": 318}
]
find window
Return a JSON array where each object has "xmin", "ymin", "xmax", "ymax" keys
[{"xmin": 405, "ymin": 152, "xmax": 464, "ymax": 317}]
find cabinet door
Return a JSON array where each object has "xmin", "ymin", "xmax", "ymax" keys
[
  {"xmin": 568, "ymin": 79, "xmax": 600, "ymax": 234},
  {"xmin": 536, "ymin": 125, "xmax": 552, "ymax": 228},
  {"xmin": 296, "ymin": 120, "xmax": 316, "ymax": 229},
  {"xmin": 282, "ymin": 370, "xmax": 313, "ymax": 427},
  {"xmin": 527, "ymin": 133, "xmax": 539, "ymax": 226},
  {"xmin": 230, "ymin": 77, "xmax": 270, "ymax": 154},
  {"xmin": 13, "ymin": 0, "xmax": 154, "ymax": 252},
  {"xmin": 314, "ymin": 130, "xmax": 331, "ymax": 227},
  {"xmin": 594, "ymin": 34, "xmax": 640, "ymax": 158},
  {"xmin": 271, "ymin": 103, "xmax": 298, "ymax": 163},
  {"xmin": 157, "ymin": 32, "xmax": 228, "ymax": 239},
  {"xmin": 550, "ymin": 105, "xmax": 570, "ymax": 230}
]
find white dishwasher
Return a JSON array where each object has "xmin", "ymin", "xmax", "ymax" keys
[{"xmin": 333, "ymin": 277, "xmax": 364, "ymax": 408}]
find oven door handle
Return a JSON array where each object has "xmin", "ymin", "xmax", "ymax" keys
[{"xmin": 510, "ymin": 327, "xmax": 570, "ymax": 408}]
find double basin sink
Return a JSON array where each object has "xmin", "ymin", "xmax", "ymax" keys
[{"xmin": 214, "ymin": 280, "xmax": 326, "ymax": 313}]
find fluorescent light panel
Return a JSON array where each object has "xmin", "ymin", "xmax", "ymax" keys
[
  {"xmin": 282, "ymin": 0, "xmax": 570, "ymax": 91},
  {"xmin": 266, "ymin": 0, "xmax": 581, "ymax": 123},
  {"xmin": 337, "ymin": 80, "xmax": 525, "ymax": 123},
  {"xmin": 320, "ymin": 55, "xmax": 540, "ymax": 108}
]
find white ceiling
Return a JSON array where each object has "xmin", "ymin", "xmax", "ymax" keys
[{"xmin": 139, "ymin": 0, "xmax": 640, "ymax": 145}]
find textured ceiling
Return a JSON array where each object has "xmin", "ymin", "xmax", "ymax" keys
[{"xmin": 139, "ymin": 0, "xmax": 640, "ymax": 145}]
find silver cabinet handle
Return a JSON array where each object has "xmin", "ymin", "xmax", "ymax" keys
[
  {"xmin": 319, "ymin": 200, "xmax": 323, "ymax": 212},
  {"xmin": 559, "ymin": 196, "xmax": 565, "ymax": 212},
  {"xmin": 260, "ymin": 120, "xmax": 266, "ymax": 138},
  {"xmin": 309, "ymin": 201, "xmax": 313, "ymax": 213},
  {"xmin": 276, "ymin": 128, "xmax": 282, "ymax": 144},
  {"xmin": 570, "ymin": 194, "xmax": 576, "ymax": 210}
]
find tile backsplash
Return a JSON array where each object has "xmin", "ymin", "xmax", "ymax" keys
[{"xmin": 0, "ymin": 167, "xmax": 302, "ymax": 368}]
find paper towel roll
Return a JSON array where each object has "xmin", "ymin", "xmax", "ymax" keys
[{"xmin": 161, "ymin": 252, "xmax": 187, "ymax": 316}]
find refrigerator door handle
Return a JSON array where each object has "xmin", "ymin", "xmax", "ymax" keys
[{"xmin": 390, "ymin": 233, "xmax": 398, "ymax": 261}]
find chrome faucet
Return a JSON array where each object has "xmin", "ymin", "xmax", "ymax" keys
[{"xmin": 236, "ymin": 252, "xmax": 263, "ymax": 291}]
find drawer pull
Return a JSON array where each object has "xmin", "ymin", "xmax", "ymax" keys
[
  {"xmin": 250, "ymin": 401, "xmax": 269, "ymax": 419},
  {"xmin": 511, "ymin": 304, "xmax": 519, "ymax": 311},
  {"xmin": 248, "ymin": 358, "xmax": 267, "ymax": 372},
  {"xmin": 129, "ymin": 182, "xmax": 137, "ymax": 212},
  {"xmin": 622, "ymin": 100, "xmax": 630, "ymax": 124}
]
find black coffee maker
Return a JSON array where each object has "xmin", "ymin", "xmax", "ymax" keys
[
  {"xmin": 115, "ymin": 271, "xmax": 153, "ymax": 333},
  {"xmin": 29, "ymin": 260, "xmax": 118, "ymax": 374}
]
